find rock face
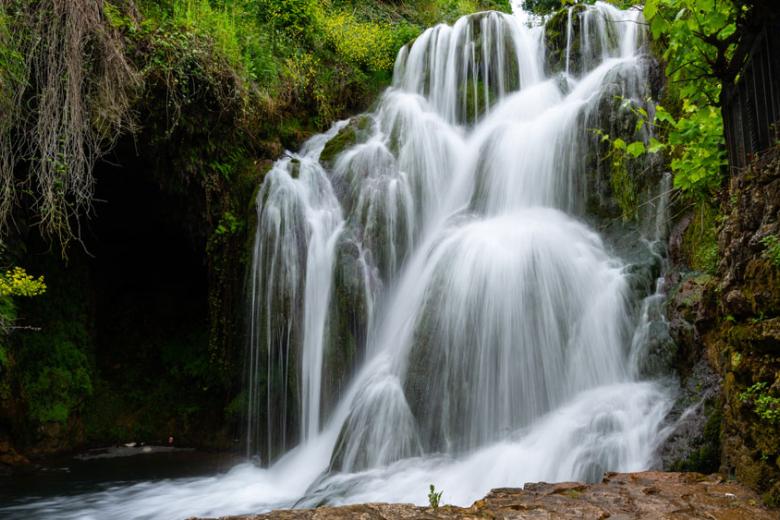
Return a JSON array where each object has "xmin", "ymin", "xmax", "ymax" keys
[
  {"xmin": 708, "ymin": 146, "xmax": 780, "ymax": 505},
  {"xmin": 663, "ymin": 145, "xmax": 780, "ymax": 504},
  {"xmin": 193, "ymin": 471, "xmax": 778, "ymax": 519}
]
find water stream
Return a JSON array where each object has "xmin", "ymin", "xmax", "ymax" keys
[{"xmin": 2, "ymin": 4, "xmax": 678, "ymax": 519}]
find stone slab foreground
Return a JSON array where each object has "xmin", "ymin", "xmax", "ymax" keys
[{"xmin": 193, "ymin": 471, "xmax": 779, "ymax": 519}]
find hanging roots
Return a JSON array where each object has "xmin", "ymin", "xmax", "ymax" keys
[{"xmin": 0, "ymin": 0, "xmax": 140, "ymax": 249}]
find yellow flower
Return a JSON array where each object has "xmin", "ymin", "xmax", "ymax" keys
[{"xmin": 0, "ymin": 267, "xmax": 46, "ymax": 297}]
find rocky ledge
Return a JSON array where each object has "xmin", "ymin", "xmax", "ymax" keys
[{"xmin": 194, "ymin": 471, "xmax": 778, "ymax": 519}]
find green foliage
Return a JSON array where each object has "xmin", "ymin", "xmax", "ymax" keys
[
  {"xmin": 428, "ymin": 484, "xmax": 444, "ymax": 509},
  {"xmin": 666, "ymin": 103, "xmax": 726, "ymax": 194},
  {"xmin": 761, "ymin": 235, "xmax": 780, "ymax": 268},
  {"xmin": 642, "ymin": 0, "xmax": 740, "ymax": 198},
  {"xmin": 0, "ymin": 252, "xmax": 94, "ymax": 429},
  {"xmin": 522, "ymin": 0, "xmax": 565, "ymax": 14},
  {"xmin": 0, "ymin": 295, "xmax": 15, "ymax": 390},
  {"xmin": 0, "ymin": 267, "xmax": 47, "ymax": 297},
  {"xmin": 253, "ymin": 0, "xmax": 316, "ymax": 37},
  {"xmin": 592, "ymin": 129, "xmax": 638, "ymax": 221},
  {"xmin": 522, "ymin": 0, "xmax": 635, "ymax": 16},
  {"xmin": 215, "ymin": 211, "xmax": 244, "ymax": 236},
  {"xmin": 319, "ymin": 9, "xmax": 419, "ymax": 71},
  {"xmin": 24, "ymin": 340, "xmax": 93, "ymax": 423},
  {"xmin": 225, "ymin": 390, "xmax": 247, "ymax": 420},
  {"xmin": 682, "ymin": 202, "xmax": 719, "ymax": 273},
  {"xmin": 135, "ymin": 0, "xmax": 487, "ymax": 136},
  {"xmin": 644, "ymin": 0, "xmax": 738, "ymax": 87},
  {"xmin": 0, "ymin": 7, "xmax": 24, "ymax": 119},
  {"xmin": 606, "ymin": 97, "xmax": 726, "ymax": 198},
  {"xmin": 0, "ymin": 265, "xmax": 46, "ymax": 399},
  {"xmin": 740, "ymin": 382, "xmax": 780, "ymax": 425}
]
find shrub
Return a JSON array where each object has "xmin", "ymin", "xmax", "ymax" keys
[
  {"xmin": 0, "ymin": 267, "xmax": 47, "ymax": 298},
  {"xmin": 739, "ymin": 382, "xmax": 780, "ymax": 425}
]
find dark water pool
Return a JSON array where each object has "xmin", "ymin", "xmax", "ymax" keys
[{"xmin": 1, "ymin": 446, "xmax": 243, "ymax": 515}]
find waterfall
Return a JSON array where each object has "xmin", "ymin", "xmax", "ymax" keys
[
  {"xmin": 5, "ymin": 4, "xmax": 677, "ymax": 519},
  {"xmin": 246, "ymin": 0, "xmax": 672, "ymax": 498}
]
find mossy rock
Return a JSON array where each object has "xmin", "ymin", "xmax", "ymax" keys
[
  {"xmin": 727, "ymin": 319, "xmax": 780, "ymax": 354},
  {"xmin": 321, "ymin": 233, "xmax": 371, "ymax": 420},
  {"xmin": 669, "ymin": 398, "xmax": 722, "ymax": 473},
  {"xmin": 543, "ymin": 4, "xmax": 586, "ymax": 76},
  {"xmin": 319, "ymin": 115, "xmax": 373, "ymax": 170}
]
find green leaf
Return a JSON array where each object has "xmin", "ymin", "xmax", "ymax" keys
[
  {"xmin": 612, "ymin": 138, "xmax": 626, "ymax": 150},
  {"xmin": 644, "ymin": 0, "xmax": 658, "ymax": 20},
  {"xmin": 626, "ymin": 141, "xmax": 646, "ymax": 158},
  {"xmin": 651, "ymin": 16, "xmax": 668, "ymax": 39},
  {"xmin": 647, "ymin": 137, "xmax": 665, "ymax": 153},
  {"xmin": 654, "ymin": 105, "xmax": 675, "ymax": 124}
]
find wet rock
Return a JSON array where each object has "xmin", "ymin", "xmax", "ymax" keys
[
  {"xmin": 321, "ymin": 233, "xmax": 372, "ymax": 420},
  {"xmin": 319, "ymin": 115, "xmax": 372, "ymax": 171},
  {"xmin": 665, "ymin": 272, "xmax": 714, "ymax": 371},
  {"xmin": 636, "ymin": 320, "xmax": 677, "ymax": 377},
  {"xmin": 192, "ymin": 471, "xmax": 779, "ymax": 519},
  {"xmin": 0, "ymin": 439, "xmax": 30, "ymax": 476},
  {"xmin": 664, "ymin": 147, "xmax": 780, "ymax": 505},
  {"xmin": 658, "ymin": 358, "xmax": 722, "ymax": 473},
  {"xmin": 725, "ymin": 289, "xmax": 751, "ymax": 317},
  {"xmin": 543, "ymin": 5, "xmax": 587, "ymax": 76},
  {"xmin": 709, "ymin": 147, "xmax": 780, "ymax": 505}
]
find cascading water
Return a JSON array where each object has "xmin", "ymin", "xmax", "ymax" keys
[
  {"xmin": 248, "ymin": 0, "xmax": 672, "ymax": 505},
  {"xmin": 3, "ymin": 4, "xmax": 679, "ymax": 519}
]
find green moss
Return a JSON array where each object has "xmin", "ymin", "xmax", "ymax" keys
[
  {"xmin": 320, "ymin": 115, "xmax": 372, "ymax": 168},
  {"xmin": 609, "ymin": 152, "xmax": 638, "ymax": 222},
  {"xmin": 543, "ymin": 4, "xmax": 586, "ymax": 74},
  {"xmin": 683, "ymin": 202, "xmax": 720, "ymax": 274}
]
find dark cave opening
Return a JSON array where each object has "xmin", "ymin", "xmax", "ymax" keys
[
  {"xmin": 88, "ymin": 149, "xmax": 208, "ymax": 387},
  {"xmin": 65, "ymin": 139, "xmax": 223, "ymax": 445}
]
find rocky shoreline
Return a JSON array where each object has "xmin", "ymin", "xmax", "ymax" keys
[{"xmin": 192, "ymin": 471, "xmax": 779, "ymax": 519}]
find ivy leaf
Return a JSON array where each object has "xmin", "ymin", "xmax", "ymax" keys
[
  {"xmin": 651, "ymin": 16, "xmax": 668, "ymax": 39},
  {"xmin": 654, "ymin": 105, "xmax": 675, "ymax": 125},
  {"xmin": 626, "ymin": 141, "xmax": 646, "ymax": 158},
  {"xmin": 648, "ymin": 137, "xmax": 665, "ymax": 153}
]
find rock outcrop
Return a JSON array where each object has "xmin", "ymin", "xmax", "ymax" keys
[
  {"xmin": 706, "ymin": 146, "xmax": 780, "ymax": 505},
  {"xmin": 193, "ymin": 471, "xmax": 778, "ymax": 519},
  {"xmin": 664, "ymin": 145, "xmax": 780, "ymax": 504}
]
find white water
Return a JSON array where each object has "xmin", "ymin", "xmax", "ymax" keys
[{"xmin": 4, "ymin": 4, "xmax": 677, "ymax": 519}]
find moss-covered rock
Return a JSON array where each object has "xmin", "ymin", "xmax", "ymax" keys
[
  {"xmin": 320, "ymin": 115, "xmax": 373, "ymax": 170},
  {"xmin": 669, "ymin": 146, "xmax": 780, "ymax": 506},
  {"xmin": 544, "ymin": 5, "xmax": 587, "ymax": 76},
  {"xmin": 321, "ymin": 233, "xmax": 371, "ymax": 420}
]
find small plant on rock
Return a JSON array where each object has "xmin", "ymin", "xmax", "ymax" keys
[
  {"xmin": 761, "ymin": 235, "xmax": 780, "ymax": 268},
  {"xmin": 428, "ymin": 484, "xmax": 443, "ymax": 509},
  {"xmin": 739, "ymin": 382, "xmax": 780, "ymax": 425}
]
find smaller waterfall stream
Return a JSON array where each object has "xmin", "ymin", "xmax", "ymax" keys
[{"xmin": 2, "ymin": 4, "xmax": 680, "ymax": 519}]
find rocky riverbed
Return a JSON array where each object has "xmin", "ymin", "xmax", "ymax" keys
[{"xmin": 193, "ymin": 471, "xmax": 779, "ymax": 519}]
